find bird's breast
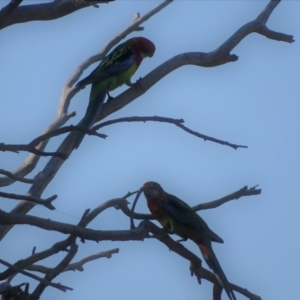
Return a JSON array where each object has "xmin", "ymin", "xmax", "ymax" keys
[
  {"xmin": 147, "ymin": 200, "xmax": 163, "ymax": 219},
  {"xmin": 108, "ymin": 62, "xmax": 138, "ymax": 91}
]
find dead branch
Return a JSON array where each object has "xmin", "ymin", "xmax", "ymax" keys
[
  {"xmin": 0, "ymin": 0, "xmax": 22, "ymax": 26},
  {"xmin": 0, "ymin": 169, "xmax": 34, "ymax": 184},
  {"xmin": 193, "ymin": 185, "xmax": 261, "ymax": 211},
  {"xmin": 0, "ymin": 259, "xmax": 72, "ymax": 292},
  {"xmin": 0, "ymin": 210, "xmax": 90, "ymax": 280},
  {"xmin": 31, "ymin": 243, "xmax": 78, "ymax": 299},
  {"xmin": 0, "ymin": 0, "xmax": 114, "ymax": 30},
  {"xmin": 94, "ymin": 116, "xmax": 247, "ymax": 149},
  {"xmin": 0, "ymin": 143, "xmax": 68, "ymax": 160},
  {"xmin": 26, "ymin": 248, "xmax": 119, "ymax": 273},
  {"xmin": 28, "ymin": 125, "xmax": 107, "ymax": 146},
  {"xmin": 117, "ymin": 185, "xmax": 261, "ymax": 220},
  {"xmin": 0, "ymin": 192, "xmax": 56, "ymax": 210},
  {"xmin": 0, "ymin": 209, "xmax": 151, "ymax": 241}
]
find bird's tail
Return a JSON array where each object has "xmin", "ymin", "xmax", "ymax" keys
[
  {"xmin": 197, "ymin": 241, "xmax": 236, "ymax": 300},
  {"xmin": 73, "ymin": 85, "xmax": 107, "ymax": 149}
]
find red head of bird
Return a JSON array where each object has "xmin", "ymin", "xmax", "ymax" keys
[
  {"xmin": 143, "ymin": 181, "xmax": 164, "ymax": 199},
  {"xmin": 131, "ymin": 37, "xmax": 156, "ymax": 60}
]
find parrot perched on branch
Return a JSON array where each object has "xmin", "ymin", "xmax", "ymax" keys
[
  {"xmin": 74, "ymin": 36, "xmax": 155, "ymax": 149},
  {"xmin": 143, "ymin": 181, "xmax": 236, "ymax": 300}
]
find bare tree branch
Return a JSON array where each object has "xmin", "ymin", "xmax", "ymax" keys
[
  {"xmin": 0, "ymin": 192, "xmax": 56, "ymax": 210},
  {"xmin": 0, "ymin": 143, "xmax": 68, "ymax": 160},
  {"xmin": 0, "ymin": 169, "xmax": 34, "ymax": 184},
  {"xmin": 192, "ymin": 185, "xmax": 261, "ymax": 211},
  {"xmin": 95, "ymin": 1, "xmax": 293, "ymax": 122},
  {"xmin": 31, "ymin": 243, "xmax": 78, "ymax": 299},
  {"xmin": 0, "ymin": 209, "xmax": 152, "ymax": 241},
  {"xmin": 0, "ymin": 0, "xmax": 114, "ymax": 30},
  {"xmin": 26, "ymin": 248, "xmax": 119, "ymax": 273},
  {"xmin": 94, "ymin": 116, "xmax": 247, "ymax": 149},
  {"xmin": 0, "ymin": 210, "xmax": 90, "ymax": 280},
  {"xmin": 0, "ymin": 0, "xmax": 22, "ymax": 24},
  {"xmin": 28, "ymin": 125, "xmax": 107, "ymax": 146},
  {"xmin": 0, "ymin": 259, "xmax": 72, "ymax": 292},
  {"xmin": 117, "ymin": 185, "xmax": 261, "ymax": 221}
]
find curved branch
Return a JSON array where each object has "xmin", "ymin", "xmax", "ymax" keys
[
  {"xmin": 0, "ymin": 0, "xmax": 22, "ymax": 24},
  {"xmin": 0, "ymin": 0, "xmax": 114, "ymax": 30},
  {"xmin": 0, "ymin": 209, "xmax": 152, "ymax": 241},
  {"xmin": 94, "ymin": 116, "xmax": 247, "ymax": 149},
  {"xmin": 28, "ymin": 125, "xmax": 107, "ymax": 147}
]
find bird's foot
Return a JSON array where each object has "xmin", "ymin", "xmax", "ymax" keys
[
  {"xmin": 126, "ymin": 78, "xmax": 144, "ymax": 91},
  {"xmin": 134, "ymin": 77, "xmax": 144, "ymax": 91},
  {"xmin": 106, "ymin": 92, "xmax": 115, "ymax": 102}
]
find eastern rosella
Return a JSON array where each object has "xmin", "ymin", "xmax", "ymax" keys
[
  {"xmin": 74, "ymin": 36, "xmax": 155, "ymax": 149},
  {"xmin": 143, "ymin": 181, "xmax": 236, "ymax": 300}
]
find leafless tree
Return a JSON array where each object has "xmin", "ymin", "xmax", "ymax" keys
[{"xmin": 0, "ymin": 0, "xmax": 294, "ymax": 299}]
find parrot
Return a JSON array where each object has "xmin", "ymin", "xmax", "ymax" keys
[
  {"xmin": 143, "ymin": 181, "xmax": 236, "ymax": 300},
  {"xmin": 74, "ymin": 36, "xmax": 156, "ymax": 149}
]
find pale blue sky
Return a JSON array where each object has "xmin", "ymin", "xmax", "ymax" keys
[{"xmin": 1, "ymin": 1, "xmax": 299, "ymax": 299}]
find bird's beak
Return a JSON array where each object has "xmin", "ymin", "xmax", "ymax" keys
[{"xmin": 148, "ymin": 51, "xmax": 155, "ymax": 58}]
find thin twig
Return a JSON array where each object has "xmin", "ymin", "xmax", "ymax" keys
[
  {"xmin": 28, "ymin": 125, "xmax": 107, "ymax": 147},
  {"xmin": 0, "ymin": 143, "xmax": 68, "ymax": 159},
  {"xmin": 193, "ymin": 185, "xmax": 261, "ymax": 211},
  {"xmin": 26, "ymin": 248, "xmax": 119, "ymax": 273},
  {"xmin": 0, "ymin": 192, "xmax": 56, "ymax": 210},
  {"xmin": 0, "ymin": 259, "xmax": 72, "ymax": 292},
  {"xmin": 0, "ymin": 0, "xmax": 114, "ymax": 30},
  {"xmin": 31, "ymin": 243, "xmax": 78, "ymax": 298},
  {"xmin": 94, "ymin": 116, "xmax": 247, "ymax": 149},
  {"xmin": 0, "ymin": 169, "xmax": 34, "ymax": 184}
]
